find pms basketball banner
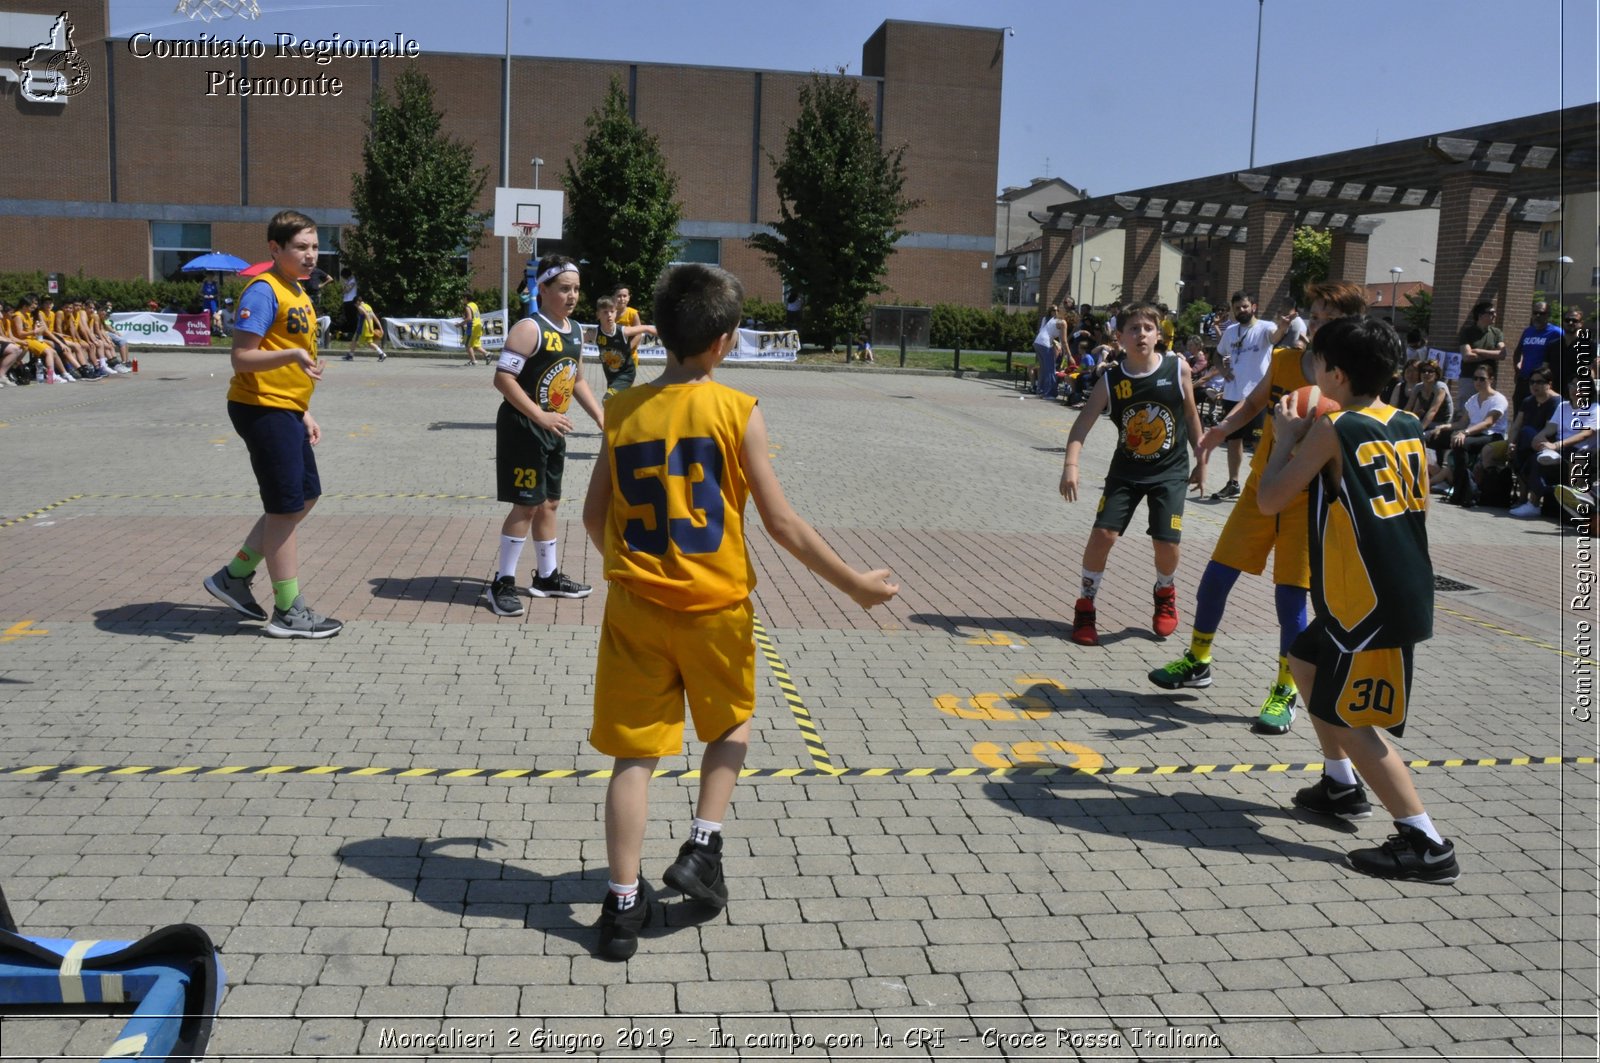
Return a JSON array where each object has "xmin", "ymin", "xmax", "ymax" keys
[
  {"xmin": 108, "ymin": 312, "xmax": 214, "ymax": 346},
  {"xmin": 623, "ymin": 328, "xmax": 798, "ymax": 363},
  {"xmin": 383, "ymin": 310, "xmax": 509, "ymax": 352}
]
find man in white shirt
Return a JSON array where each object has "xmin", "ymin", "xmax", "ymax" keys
[{"xmin": 1210, "ymin": 291, "xmax": 1277, "ymax": 499}]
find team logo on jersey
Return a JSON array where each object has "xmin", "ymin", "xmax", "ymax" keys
[
  {"xmin": 1122, "ymin": 404, "xmax": 1176, "ymax": 459},
  {"xmin": 538, "ymin": 358, "xmax": 577, "ymax": 412}
]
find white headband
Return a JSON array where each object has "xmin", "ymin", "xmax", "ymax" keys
[{"xmin": 537, "ymin": 263, "xmax": 579, "ymax": 286}]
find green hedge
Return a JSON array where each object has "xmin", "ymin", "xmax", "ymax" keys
[{"xmin": 928, "ymin": 304, "xmax": 1037, "ymax": 351}]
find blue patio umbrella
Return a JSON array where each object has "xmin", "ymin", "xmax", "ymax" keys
[{"xmin": 180, "ymin": 251, "xmax": 250, "ymax": 273}]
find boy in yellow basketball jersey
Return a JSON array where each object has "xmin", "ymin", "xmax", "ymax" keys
[
  {"xmin": 1259, "ymin": 315, "xmax": 1456, "ymax": 883},
  {"xmin": 581, "ymin": 264, "xmax": 899, "ymax": 960},
  {"xmin": 460, "ymin": 296, "xmax": 486, "ymax": 366},
  {"xmin": 202, "ymin": 210, "xmax": 342, "ymax": 639}
]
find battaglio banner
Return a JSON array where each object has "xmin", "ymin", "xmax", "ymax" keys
[{"xmin": 108, "ymin": 312, "xmax": 214, "ymax": 347}]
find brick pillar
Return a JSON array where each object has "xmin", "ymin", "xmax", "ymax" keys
[
  {"xmin": 1121, "ymin": 217, "xmax": 1163, "ymax": 305},
  {"xmin": 1244, "ymin": 199, "xmax": 1296, "ymax": 313},
  {"xmin": 1041, "ymin": 227, "xmax": 1077, "ymax": 311},
  {"xmin": 1329, "ymin": 231, "xmax": 1370, "ymax": 287},
  {"xmin": 1431, "ymin": 166, "xmax": 1509, "ymax": 352},
  {"xmin": 1496, "ymin": 218, "xmax": 1542, "ymax": 383},
  {"xmin": 1220, "ymin": 240, "xmax": 1246, "ymax": 304}
]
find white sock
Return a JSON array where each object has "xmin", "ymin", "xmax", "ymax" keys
[
  {"xmin": 1397, "ymin": 812, "xmax": 1443, "ymax": 845},
  {"xmin": 607, "ymin": 880, "xmax": 639, "ymax": 910},
  {"xmin": 1324, "ymin": 758, "xmax": 1358, "ymax": 787},
  {"xmin": 497, "ymin": 535, "xmax": 526, "ymax": 582},
  {"xmin": 1080, "ymin": 569, "xmax": 1104, "ymax": 600},
  {"xmin": 690, "ymin": 818, "xmax": 722, "ymax": 846},
  {"xmin": 1154, "ymin": 571, "xmax": 1176, "ymax": 590},
  {"xmin": 534, "ymin": 539, "xmax": 558, "ymax": 579}
]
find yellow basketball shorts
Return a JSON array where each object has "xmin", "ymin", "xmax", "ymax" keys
[
  {"xmin": 590, "ymin": 581, "xmax": 756, "ymax": 759},
  {"xmin": 1290, "ymin": 617, "xmax": 1414, "ymax": 738},
  {"xmin": 1210, "ymin": 473, "xmax": 1311, "ymax": 588}
]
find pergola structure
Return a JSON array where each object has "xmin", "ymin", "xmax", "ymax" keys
[{"xmin": 1037, "ymin": 104, "xmax": 1596, "ymax": 372}]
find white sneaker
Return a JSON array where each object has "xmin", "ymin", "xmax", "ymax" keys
[{"xmin": 1508, "ymin": 502, "xmax": 1541, "ymax": 518}]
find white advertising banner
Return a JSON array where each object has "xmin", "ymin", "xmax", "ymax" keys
[
  {"xmin": 383, "ymin": 309, "xmax": 509, "ymax": 351},
  {"xmin": 108, "ymin": 312, "xmax": 213, "ymax": 347},
  {"xmin": 379, "ymin": 316, "xmax": 797, "ymax": 363}
]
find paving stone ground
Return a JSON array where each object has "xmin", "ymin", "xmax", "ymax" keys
[{"xmin": 0, "ymin": 350, "xmax": 1595, "ymax": 1060}]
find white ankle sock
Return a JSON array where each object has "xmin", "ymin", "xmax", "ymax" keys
[
  {"xmin": 534, "ymin": 539, "xmax": 558, "ymax": 579},
  {"xmin": 608, "ymin": 880, "xmax": 639, "ymax": 909},
  {"xmin": 1397, "ymin": 812, "xmax": 1443, "ymax": 845},
  {"xmin": 1080, "ymin": 569, "xmax": 1103, "ymax": 600},
  {"xmin": 1324, "ymin": 758, "xmax": 1358, "ymax": 787},
  {"xmin": 497, "ymin": 535, "xmax": 526, "ymax": 582},
  {"xmin": 690, "ymin": 818, "xmax": 721, "ymax": 846}
]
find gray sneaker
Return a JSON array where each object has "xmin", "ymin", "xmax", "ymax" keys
[
  {"xmin": 264, "ymin": 596, "xmax": 344, "ymax": 639},
  {"xmin": 204, "ymin": 566, "xmax": 267, "ymax": 622}
]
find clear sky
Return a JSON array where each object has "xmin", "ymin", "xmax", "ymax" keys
[{"xmin": 110, "ymin": 0, "xmax": 1598, "ymax": 199}]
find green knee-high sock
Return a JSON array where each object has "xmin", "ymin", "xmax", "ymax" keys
[
  {"xmin": 272, "ymin": 577, "xmax": 300, "ymax": 611},
  {"xmin": 226, "ymin": 545, "xmax": 264, "ymax": 578}
]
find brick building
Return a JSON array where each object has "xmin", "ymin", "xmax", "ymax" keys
[{"xmin": 0, "ymin": 2, "xmax": 1001, "ymax": 307}]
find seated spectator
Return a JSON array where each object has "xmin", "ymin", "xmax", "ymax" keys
[
  {"xmin": 1504, "ymin": 368, "xmax": 1560, "ymax": 512},
  {"xmin": 214, "ymin": 297, "xmax": 235, "ymax": 337},
  {"xmin": 1430, "ymin": 366, "xmax": 1507, "ymax": 506},
  {"xmin": 1387, "ymin": 358, "xmax": 1421, "ymax": 408},
  {"xmin": 1408, "ymin": 360, "xmax": 1455, "ymax": 453},
  {"xmin": 1515, "ymin": 374, "xmax": 1596, "ymax": 517},
  {"xmin": 1403, "ymin": 328, "xmax": 1429, "ymax": 365}
]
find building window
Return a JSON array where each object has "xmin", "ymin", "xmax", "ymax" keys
[
  {"xmin": 317, "ymin": 225, "xmax": 342, "ymax": 280},
  {"xmin": 1537, "ymin": 268, "xmax": 1550, "ymax": 288},
  {"xmin": 151, "ymin": 222, "xmax": 212, "ymax": 281},
  {"xmin": 671, "ymin": 238, "xmax": 721, "ymax": 266},
  {"xmin": 1540, "ymin": 228, "xmax": 1556, "ymax": 250}
]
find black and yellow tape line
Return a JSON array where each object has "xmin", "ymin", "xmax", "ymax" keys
[
  {"xmin": 3, "ymin": 755, "xmax": 1588, "ymax": 786},
  {"xmin": 0, "ymin": 495, "xmax": 84, "ymax": 529},
  {"xmin": 753, "ymin": 615, "xmax": 835, "ymax": 773}
]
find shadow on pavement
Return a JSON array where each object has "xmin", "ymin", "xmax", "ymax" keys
[
  {"xmin": 368, "ymin": 576, "xmax": 486, "ymax": 606},
  {"xmin": 94, "ymin": 602, "xmax": 256, "ymax": 642},
  {"xmin": 335, "ymin": 837, "xmax": 719, "ymax": 956},
  {"xmin": 907, "ymin": 612, "xmax": 1076, "ymax": 642},
  {"xmin": 984, "ymin": 773, "xmax": 1350, "ymax": 861}
]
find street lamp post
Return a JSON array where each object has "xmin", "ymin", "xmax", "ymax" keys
[
  {"xmin": 1558, "ymin": 255, "xmax": 1574, "ymax": 301},
  {"xmin": 1389, "ymin": 267, "xmax": 1403, "ymax": 324},
  {"xmin": 1175, "ymin": 279, "xmax": 1186, "ymax": 314},
  {"xmin": 1017, "ymin": 263, "xmax": 1028, "ymax": 308},
  {"xmin": 1089, "ymin": 256, "xmax": 1102, "ymax": 309}
]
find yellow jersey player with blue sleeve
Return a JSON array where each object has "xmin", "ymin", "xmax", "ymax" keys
[
  {"xmin": 461, "ymin": 296, "xmax": 486, "ymax": 366},
  {"xmin": 580, "ymin": 264, "xmax": 899, "ymax": 962},
  {"xmin": 203, "ymin": 210, "xmax": 343, "ymax": 640},
  {"xmin": 1259, "ymin": 314, "xmax": 1457, "ymax": 886}
]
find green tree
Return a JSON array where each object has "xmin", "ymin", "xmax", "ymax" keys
[
  {"xmin": 1401, "ymin": 287, "xmax": 1432, "ymax": 338},
  {"xmin": 563, "ymin": 78, "xmax": 683, "ymax": 311},
  {"xmin": 1289, "ymin": 227, "xmax": 1330, "ymax": 306},
  {"xmin": 342, "ymin": 68, "xmax": 489, "ymax": 317},
  {"xmin": 749, "ymin": 72, "xmax": 920, "ymax": 349}
]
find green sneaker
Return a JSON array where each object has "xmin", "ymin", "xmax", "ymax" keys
[
  {"xmin": 1254, "ymin": 684, "xmax": 1297, "ymax": 734},
  {"xmin": 1148, "ymin": 650, "xmax": 1212, "ymax": 689}
]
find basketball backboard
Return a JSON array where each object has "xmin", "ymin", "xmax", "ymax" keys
[{"xmin": 493, "ymin": 187, "xmax": 564, "ymax": 241}]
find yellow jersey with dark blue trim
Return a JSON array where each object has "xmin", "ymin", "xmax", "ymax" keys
[
  {"xmin": 1309, "ymin": 402, "xmax": 1433, "ymax": 650},
  {"xmin": 1249, "ymin": 346, "xmax": 1314, "ymax": 474},
  {"xmin": 226, "ymin": 271, "xmax": 319, "ymax": 412},
  {"xmin": 602, "ymin": 381, "xmax": 759, "ymax": 613}
]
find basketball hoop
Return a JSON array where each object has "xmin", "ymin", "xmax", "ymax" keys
[
  {"xmin": 514, "ymin": 223, "xmax": 539, "ymax": 256},
  {"xmin": 174, "ymin": 0, "xmax": 261, "ymax": 21}
]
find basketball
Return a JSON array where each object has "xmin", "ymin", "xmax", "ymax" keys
[{"xmin": 1290, "ymin": 385, "xmax": 1339, "ymax": 418}]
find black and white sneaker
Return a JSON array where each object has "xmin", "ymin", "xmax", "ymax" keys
[
  {"xmin": 1292, "ymin": 774, "xmax": 1373, "ymax": 821},
  {"xmin": 596, "ymin": 879, "xmax": 655, "ymax": 961},
  {"xmin": 1348, "ymin": 823, "xmax": 1459, "ymax": 884},
  {"xmin": 484, "ymin": 573, "xmax": 525, "ymax": 616},
  {"xmin": 1211, "ymin": 479, "xmax": 1241, "ymax": 501},
  {"xmin": 529, "ymin": 571, "xmax": 592, "ymax": 599},
  {"xmin": 264, "ymin": 596, "xmax": 344, "ymax": 639},
  {"xmin": 663, "ymin": 832, "xmax": 728, "ymax": 909},
  {"xmin": 203, "ymin": 566, "xmax": 268, "ymax": 622}
]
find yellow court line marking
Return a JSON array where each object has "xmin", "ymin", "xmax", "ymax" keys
[
  {"xmin": 0, "ymin": 495, "xmax": 84, "ymax": 530},
  {"xmin": 2, "ymin": 756, "xmax": 1590, "ymax": 786},
  {"xmin": 752, "ymin": 616, "xmax": 834, "ymax": 772},
  {"xmin": 1437, "ymin": 603, "xmax": 1593, "ymax": 666}
]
